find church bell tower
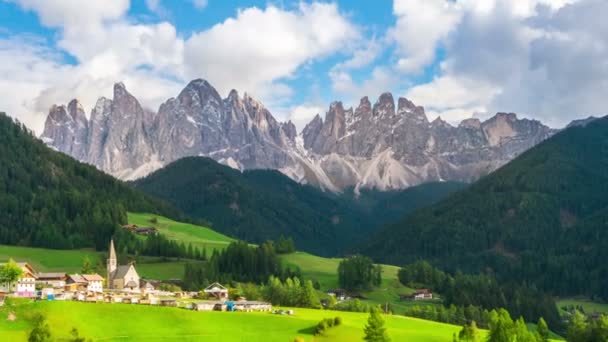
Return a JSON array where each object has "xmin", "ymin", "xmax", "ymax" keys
[{"xmin": 107, "ymin": 239, "xmax": 117, "ymax": 288}]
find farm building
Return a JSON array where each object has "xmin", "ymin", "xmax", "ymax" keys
[
  {"xmin": 412, "ymin": 289, "xmax": 433, "ymax": 300},
  {"xmin": 192, "ymin": 302, "xmax": 218, "ymax": 311},
  {"xmin": 37, "ymin": 273, "xmax": 67, "ymax": 288},
  {"xmin": 233, "ymin": 301, "xmax": 272, "ymax": 312},
  {"xmin": 0, "ymin": 262, "xmax": 37, "ymax": 297},
  {"xmin": 65, "ymin": 274, "xmax": 88, "ymax": 292},
  {"xmin": 326, "ymin": 288, "xmax": 349, "ymax": 301},
  {"xmin": 160, "ymin": 298, "xmax": 178, "ymax": 307},
  {"xmin": 122, "ymin": 224, "xmax": 158, "ymax": 236},
  {"xmin": 204, "ymin": 282, "xmax": 228, "ymax": 299}
]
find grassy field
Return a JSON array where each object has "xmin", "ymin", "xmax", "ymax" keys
[
  {"xmin": 0, "ymin": 300, "xmax": 469, "ymax": 342},
  {"xmin": 0, "ymin": 245, "xmax": 100, "ymax": 273},
  {"xmin": 0, "ymin": 245, "xmax": 191, "ymax": 280},
  {"xmin": 557, "ymin": 297, "xmax": 608, "ymax": 315},
  {"xmin": 281, "ymin": 252, "xmax": 425, "ymax": 315},
  {"xmin": 128, "ymin": 212, "xmax": 234, "ymax": 252}
]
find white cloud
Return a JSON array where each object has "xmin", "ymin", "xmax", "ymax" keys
[
  {"xmin": 184, "ymin": 2, "xmax": 358, "ymax": 100},
  {"xmin": 390, "ymin": 0, "xmax": 461, "ymax": 74},
  {"xmin": 1, "ymin": 1, "xmax": 359, "ymax": 134},
  {"xmin": 192, "ymin": 0, "xmax": 208, "ymax": 10},
  {"xmin": 393, "ymin": 0, "xmax": 603, "ymax": 128},
  {"xmin": 405, "ymin": 76, "xmax": 499, "ymax": 123},
  {"xmin": 288, "ymin": 105, "xmax": 323, "ymax": 130},
  {"xmin": 330, "ymin": 66, "xmax": 397, "ymax": 103},
  {"xmin": 9, "ymin": 0, "xmax": 129, "ymax": 29}
]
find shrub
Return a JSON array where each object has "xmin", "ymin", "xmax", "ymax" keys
[
  {"xmin": 314, "ymin": 320, "xmax": 328, "ymax": 335},
  {"xmin": 334, "ymin": 316, "xmax": 343, "ymax": 326}
]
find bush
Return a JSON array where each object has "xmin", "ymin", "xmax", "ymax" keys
[
  {"xmin": 314, "ymin": 317, "xmax": 342, "ymax": 336},
  {"xmin": 314, "ymin": 320, "xmax": 328, "ymax": 335}
]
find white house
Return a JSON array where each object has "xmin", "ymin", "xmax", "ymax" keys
[
  {"xmin": 82, "ymin": 274, "xmax": 104, "ymax": 293},
  {"xmin": 413, "ymin": 289, "xmax": 433, "ymax": 300},
  {"xmin": 0, "ymin": 262, "xmax": 37, "ymax": 297},
  {"xmin": 204, "ymin": 283, "xmax": 229, "ymax": 300}
]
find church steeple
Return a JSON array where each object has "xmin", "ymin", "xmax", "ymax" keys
[{"xmin": 107, "ymin": 239, "xmax": 117, "ymax": 288}]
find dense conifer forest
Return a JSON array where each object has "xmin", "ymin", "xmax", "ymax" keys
[
  {"xmin": 133, "ymin": 156, "xmax": 465, "ymax": 256},
  {"xmin": 361, "ymin": 117, "xmax": 608, "ymax": 300},
  {"xmin": 0, "ymin": 113, "xmax": 181, "ymax": 250}
]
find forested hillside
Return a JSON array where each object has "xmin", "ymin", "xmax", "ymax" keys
[
  {"xmin": 133, "ymin": 157, "xmax": 465, "ymax": 256},
  {"xmin": 0, "ymin": 112, "xmax": 181, "ymax": 250},
  {"xmin": 361, "ymin": 116, "xmax": 608, "ymax": 300}
]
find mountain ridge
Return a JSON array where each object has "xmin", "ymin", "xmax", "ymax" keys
[
  {"xmin": 41, "ymin": 78, "xmax": 556, "ymax": 191},
  {"xmin": 358, "ymin": 117, "xmax": 608, "ymax": 300}
]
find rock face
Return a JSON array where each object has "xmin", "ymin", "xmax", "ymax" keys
[
  {"xmin": 41, "ymin": 79, "xmax": 296, "ymax": 180},
  {"xmin": 40, "ymin": 79, "xmax": 556, "ymax": 191}
]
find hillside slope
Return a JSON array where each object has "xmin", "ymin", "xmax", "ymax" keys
[
  {"xmin": 0, "ymin": 112, "xmax": 180, "ymax": 250},
  {"xmin": 133, "ymin": 157, "xmax": 465, "ymax": 256},
  {"xmin": 360, "ymin": 117, "xmax": 608, "ymax": 300}
]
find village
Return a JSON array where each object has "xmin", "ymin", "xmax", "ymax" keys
[{"xmin": 0, "ymin": 240, "xmax": 273, "ymax": 313}]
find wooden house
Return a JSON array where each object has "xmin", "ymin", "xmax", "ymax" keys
[
  {"xmin": 204, "ymin": 282, "xmax": 229, "ymax": 300},
  {"xmin": 412, "ymin": 289, "xmax": 433, "ymax": 300},
  {"xmin": 37, "ymin": 272, "xmax": 67, "ymax": 289}
]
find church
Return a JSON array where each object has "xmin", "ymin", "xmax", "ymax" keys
[{"xmin": 107, "ymin": 240, "xmax": 140, "ymax": 291}]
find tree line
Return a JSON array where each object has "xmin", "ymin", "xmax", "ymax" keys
[
  {"xmin": 182, "ymin": 241, "xmax": 301, "ymax": 290},
  {"xmin": 398, "ymin": 261, "xmax": 561, "ymax": 329}
]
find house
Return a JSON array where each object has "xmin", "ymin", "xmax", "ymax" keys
[
  {"xmin": 232, "ymin": 301, "xmax": 272, "ymax": 312},
  {"xmin": 140, "ymin": 280, "xmax": 156, "ymax": 294},
  {"xmin": 65, "ymin": 274, "xmax": 88, "ymax": 292},
  {"xmin": 133, "ymin": 227, "xmax": 158, "ymax": 236},
  {"xmin": 82, "ymin": 274, "xmax": 104, "ymax": 293},
  {"xmin": 412, "ymin": 289, "xmax": 433, "ymax": 300},
  {"xmin": 204, "ymin": 282, "xmax": 229, "ymax": 300},
  {"xmin": 37, "ymin": 273, "xmax": 67, "ymax": 289},
  {"xmin": 160, "ymin": 298, "xmax": 177, "ymax": 307},
  {"xmin": 327, "ymin": 288, "xmax": 349, "ymax": 301},
  {"xmin": 0, "ymin": 262, "xmax": 37, "ymax": 297},
  {"xmin": 192, "ymin": 302, "xmax": 218, "ymax": 311},
  {"xmin": 107, "ymin": 240, "xmax": 140, "ymax": 291}
]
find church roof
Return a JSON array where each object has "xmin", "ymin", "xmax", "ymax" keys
[
  {"xmin": 109, "ymin": 239, "xmax": 117, "ymax": 261},
  {"xmin": 111, "ymin": 265, "xmax": 134, "ymax": 279},
  {"xmin": 204, "ymin": 282, "xmax": 228, "ymax": 292}
]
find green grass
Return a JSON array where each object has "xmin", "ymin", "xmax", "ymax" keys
[
  {"xmin": 0, "ymin": 300, "xmax": 471, "ymax": 341},
  {"xmin": 0, "ymin": 245, "xmax": 100, "ymax": 273},
  {"xmin": 128, "ymin": 212, "xmax": 234, "ymax": 252},
  {"xmin": 0, "ymin": 245, "xmax": 192, "ymax": 281},
  {"xmin": 557, "ymin": 297, "xmax": 608, "ymax": 315},
  {"xmin": 281, "ymin": 252, "xmax": 428, "ymax": 315}
]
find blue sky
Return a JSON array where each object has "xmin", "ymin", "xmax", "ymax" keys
[{"xmin": 0, "ymin": 0, "xmax": 606, "ymax": 133}]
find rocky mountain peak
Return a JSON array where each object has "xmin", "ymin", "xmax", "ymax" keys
[
  {"xmin": 40, "ymin": 79, "xmax": 557, "ymax": 192},
  {"xmin": 397, "ymin": 97, "xmax": 427, "ymax": 124},
  {"xmin": 459, "ymin": 118, "xmax": 482, "ymax": 130}
]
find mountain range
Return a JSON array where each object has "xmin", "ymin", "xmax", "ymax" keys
[
  {"xmin": 41, "ymin": 79, "xmax": 556, "ymax": 191},
  {"xmin": 360, "ymin": 116, "xmax": 608, "ymax": 300}
]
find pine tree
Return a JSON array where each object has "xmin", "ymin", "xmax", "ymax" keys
[
  {"xmin": 537, "ymin": 317, "xmax": 549, "ymax": 342},
  {"xmin": 363, "ymin": 307, "xmax": 390, "ymax": 342},
  {"xmin": 458, "ymin": 321, "xmax": 479, "ymax": 342},
  {"xmin": 28, "ymin": 313, "xmax": 51, "ymax": 342},
  {"xmin": 81, "ymin": 256, "xmax": 93, "ymax": 274}
]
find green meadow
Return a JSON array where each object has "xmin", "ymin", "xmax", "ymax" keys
[
  {"xmin": 0, "ymin": 245, "xmax": 190, "ymax": 280},
  {"xmin": 127, "ymin": 212, "xmax": 234, "ymax": 251},
  {"xmin": 557, "ymin": 297, "xmax": 608, "ymax": 315},
  {"xmin": 0, "ymin": 300, "xmax": 468, "ymax": 342}
]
